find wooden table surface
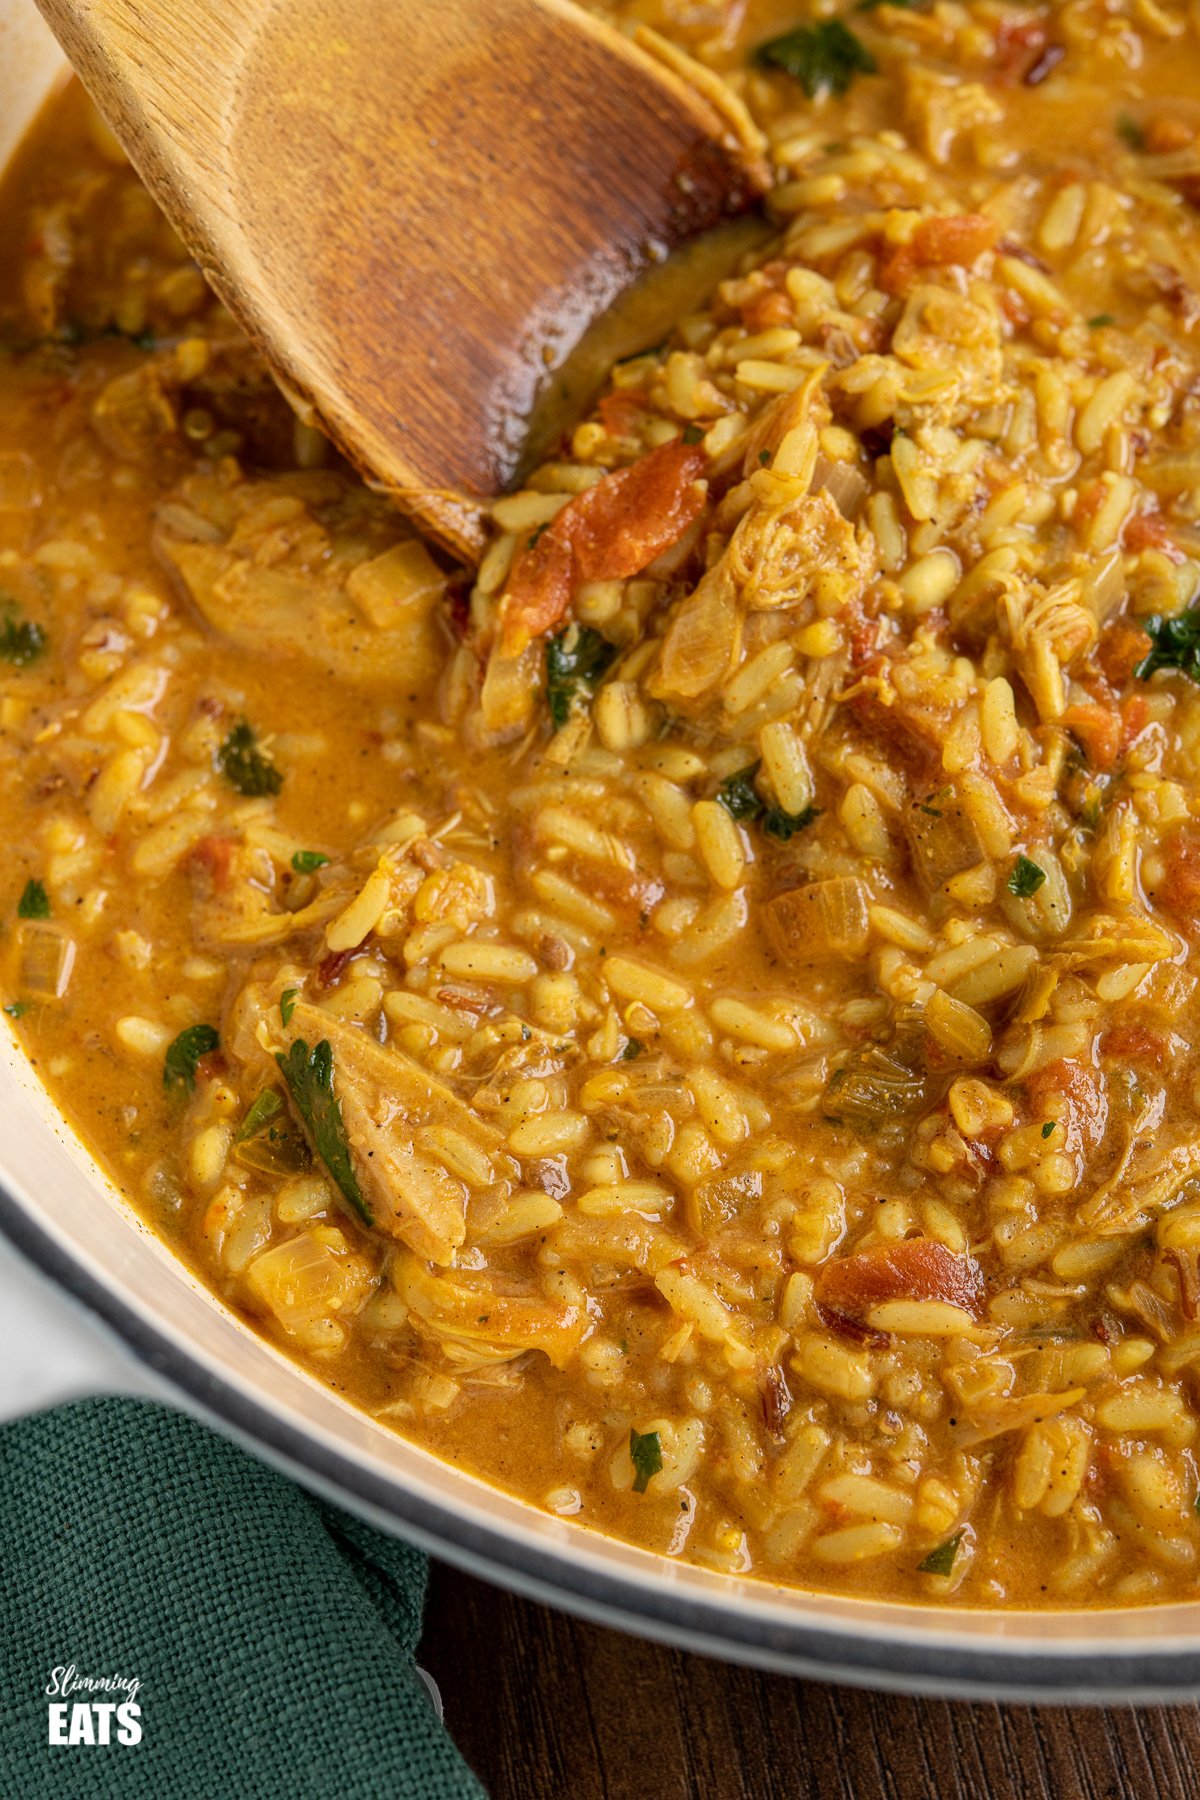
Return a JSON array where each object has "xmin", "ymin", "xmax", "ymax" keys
[{"xmin": 421, "ymin": 1563, "xmax": 1200, "ymax": 1800}]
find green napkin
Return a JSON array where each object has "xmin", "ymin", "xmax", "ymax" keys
[{"xmin": 0, "ymin": 1397, "xmax": 486, "ymax": 1799}]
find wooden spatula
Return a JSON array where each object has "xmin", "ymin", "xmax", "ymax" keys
[{"xmin": 34, "ymin": 0, "xmax": 768, "ymax": 558}]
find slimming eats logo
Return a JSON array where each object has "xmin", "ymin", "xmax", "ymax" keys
[{"xmin": 45, "ymin": 1665, "xmax": 143, "ymax": 1747}]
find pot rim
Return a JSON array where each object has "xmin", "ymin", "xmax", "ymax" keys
[{"xmin": 3, "ymin": 1178, "xmax": 1199, "ymax": 1702}]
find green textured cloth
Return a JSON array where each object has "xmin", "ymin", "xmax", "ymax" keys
[{"xmin": 0, "ymin": 1398, "xmax": 486, "ymax": 1800}]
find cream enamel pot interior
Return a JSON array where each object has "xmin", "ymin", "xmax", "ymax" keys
[{"xmin": 4, "ymin": 0, "xmax": 1200, "ymax": 1700}]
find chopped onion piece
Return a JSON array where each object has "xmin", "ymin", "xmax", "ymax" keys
[
  {"xmin": 764, "ymin": 876, "xmax": 870, "ymax": 964},
  {"xmin": 17, "ymin": 922, "xmax": 74, "ymax": 1000},
  {"xmin": 245, "ymin": 1235, "xmax": 351, "ymax": 1334},
  {"xmin": 811, "ymin": 453, "xmax": 868, "ymax": 519}
]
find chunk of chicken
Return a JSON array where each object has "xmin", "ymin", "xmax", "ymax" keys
[
  {"xmin": 283, "ymin": 1001, "xmax": 506, "ymax": 1265},
  {"xmin": 156, "ymin": 466, "xmax": 449, "ymax": 687}
]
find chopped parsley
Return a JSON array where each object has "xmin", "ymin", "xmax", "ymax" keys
[
  {"xmin": 1041, "ymin": 1121, "xmax": 1056, "ymax": 1140},
  {"xmin": 275, "ymin": 1037, "xmax": 373, "ymax": 1227},
  {"xmin": 629, "ymin": 1427, "xmax": 663, "ymax": 1495},
  {"xmin": 545, "ymin": 626, "xmax": 616, "ymax": 731},
  {"xmin": 917, "ymin": 787, "xmax": 952, "ymax": 819},
  {"xmin": 280, "ymin": 988, "xmax": 299, "ymax": 1026},
  {"xmin": 1116, "ymin": 113, "xmax": 1145, "ymax": 150},
  {"xmin": 0, "ymin": 602, "xmax": 45, "ymax": 666},
  {"xmin": 163, "ymin": 1023, "xmax": 220, "ymax": 1094},
  {"xmin": 755, "ymin": 19, "xmax": 877, "ymax": 99},
  {"xmin": 716, "ymin": 763, "xmax": 817, "ymax": 840},
  {"xmin": 918, "ymin": 1530, "xmax": 964, "ymax": 1577},
  {"xmin": 1087, "ymin": 314, "xmax": 1115, "ymax": 329},
  {"xmin": 758, "ymin": 449, "xmax": 772, "ymax": 466},
  {"xmin": 681, "ymin": 424, "xmax": 704, "ymax": 446},
  {"xmin": 621, "ymin": 1038, "xmax": 644, "ymax": 1061},
  {"xmin": 1134, "ymin": 609, "xmax": 1200, "ymax": 684},
  {"xmin": 4, "ymin": 1001, "xmax": 27, "ymax": 1020},
  {"xmin": 17, "ymin": 879, "xmax": 50, "ymax": 920},
  {"xmin": 1008, "ymin": 855, "xmax": 1046, "ymax": 899},
  {"xmin": 291, "ymin": 850, "xmax": 329, "ymax": 874},
  {"xmin": 858, "ymin": 0, "xmax": 925, "ymax": 9},
  {"xmin": 763, "ymin": 804, "xmax": 819, "ymax": 842},
  {"xmin": 716, "ymin": 765, "xmax": 765, "ymax": 821},
  {"xmin": 236, "ymin": 1088, "xmax": 284, "ymax": 1144},
  {"xmin": 217, "ymin": 718, "xmax": 282, "ymax": 797}
]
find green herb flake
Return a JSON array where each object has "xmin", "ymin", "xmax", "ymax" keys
[
  {"xmin": 758, "ymin": 449, "xmax": 772, "ymax": 466},
  {"xmin": 280, "ymin": 988, "xmax": 299, "ymax": 1027},
  {"xmin": 163, "ymin": 1023, "xmax": 220, "ymax": 1094},
  {"xmin": 629, "ymin": 1427, "xmax": 664, "ymax": 1495},
  {"xmin": 17, "ymin": 879, "xmax": 50, "ymax": 920},
  {"xmin": 275, "ymin": 1037, "xmax": 373, "ymax": 1227},
  {"xmin": 755, "ymin": 19, "xmax": 877, "ymax": 99},
  {"xmin": 216, "ymin": 718, "xmax": 282, "ymax": 797},
  {"xmin": 291, "ymin": 851, "xmax": 330, "ymax": 874},
  {"xmin": 1041, "ymin": 1121, "xmax": 1056, "ymax": 1140},
  {"xmin": 1117, "ymin": 113, "xmax": 1146, "ymax": 150},
  {"xmin": 546, "ymin": 626, "xmax": 617, "ymax": 731},
  {"xmin": 1194, "ymin": 1491, "xmax": 1200, "ymax": 1519},
  {"xmin": 1087, "ymin": 313, "xmax": 1115, "ymax": 329},
  {"xmin": 762, "ymin": 804, "xmax": 819, "ymax": 842},
  {"xmin": 526, "ymin": 522, "xmax": 550, "ymax": 551},
  {"xmin": 236, "ymin": 1088, "xmax": 284, "ymax": 1144},
  {"xmin": 1134, "ymin": 609, "xmax": 1200, "ymax": 685},
  {"xmin": 4, "ymin": 1001, "xmax": 27, "ymax": 1020},
  {"xmin": 716, "ymin": 765, "xmax": 818, "ymax": 840},
  {"xmin": 858, "ymin": 0, "xmax": 925, "ymax": 10},
  {"xmin": 0, "ymin": 602, "xmax": 45, "ymax": 667},
  {"xmin": 682, "ymin": 424, "xmax": 704, "ymax": 446},
  {"xmin": 918, "ymin": 1530, "xmax": 964, "ymax": 1577},
  {"xmin": 1008, "ymin": 855, "xmax": 1047, "ymax": 899},
  {"xmin": 716, "ymin": 765, "xmax": 764, "ymax": 822},
  {"xmin": 621, "ymin": 1038, "xmax": 644, "ymax": 1061}
]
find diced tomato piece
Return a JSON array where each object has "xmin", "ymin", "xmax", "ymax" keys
[
  {"xmin": 1025, "ymin": 1059, "xmax": 1107, "ymax": 1152},
  {"xmin": 1124, "ymin": 510, "xmax": 1173, "ymax": 554},
  {"xmin": 194, "ymin": 1049, "xmax": 228, "ymax": 1084},
  {"xmin": 500, "ymin": 441, "xmax": 707, "ymax": 654},
  {"xmin": 1145, "ymin": 115, "xmax": 1196, "ymax": 155},
  {"xmin": 1121, "ymin": 694, "xmax": 1150, "ymax": 748},
  {"xmin": 1097, "ymin": 619, "xmax": 1152, "ymax": 687},
  {"xmin": 1061, "ymin": 701, "xmax": 1122, "ymax": 772},
  {"xmin": 571, "ymin": 441, "xmax": 707, "ymax": 580},
  {"xmin": 913, "ymin": 213, "xmax": 998, "ymax": 266},
  {"xmin": 815, "ymin": 1239, "xmax": 985, "ymax": 1320},
  {"xmin": 597, "ymin": 390, "xmax": 649, "ymax": 437},
  {"xmin": 879, "ymin": 214, "xmax": 997, "ymax": 295},
  {"xmin": 1101, "ymin": 1023, "xmax": 1167, "ymax": 1063},
  {"xmin": 878, "ymin": 246, "xmax": 918, "ymax": 298},
  {"xmin": 848, "ymin": 618, "xmax": 878, "ymax": 666},
  {"xmin": 498, "ymin": 528, "xmax": 575, "ymax": 656},
  {"xmin": 742, "ymin": 288, "xmax": 793, "ymax": 331},
  {"xmin": 1160, "ymin": 827, "xmax": 1200, "ymax": 915},
  {"xmin": 191, "ymin": 835, "xmax": 235, "ymax": 893},
  {"xmin": 1073, "ymin": 480, "xmax": 1109, "ymax": 530}
]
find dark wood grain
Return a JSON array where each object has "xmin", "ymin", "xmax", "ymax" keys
[{"xmin": 422, "ymin": 1563, "xmax": 1200, "ymax": 1800}]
